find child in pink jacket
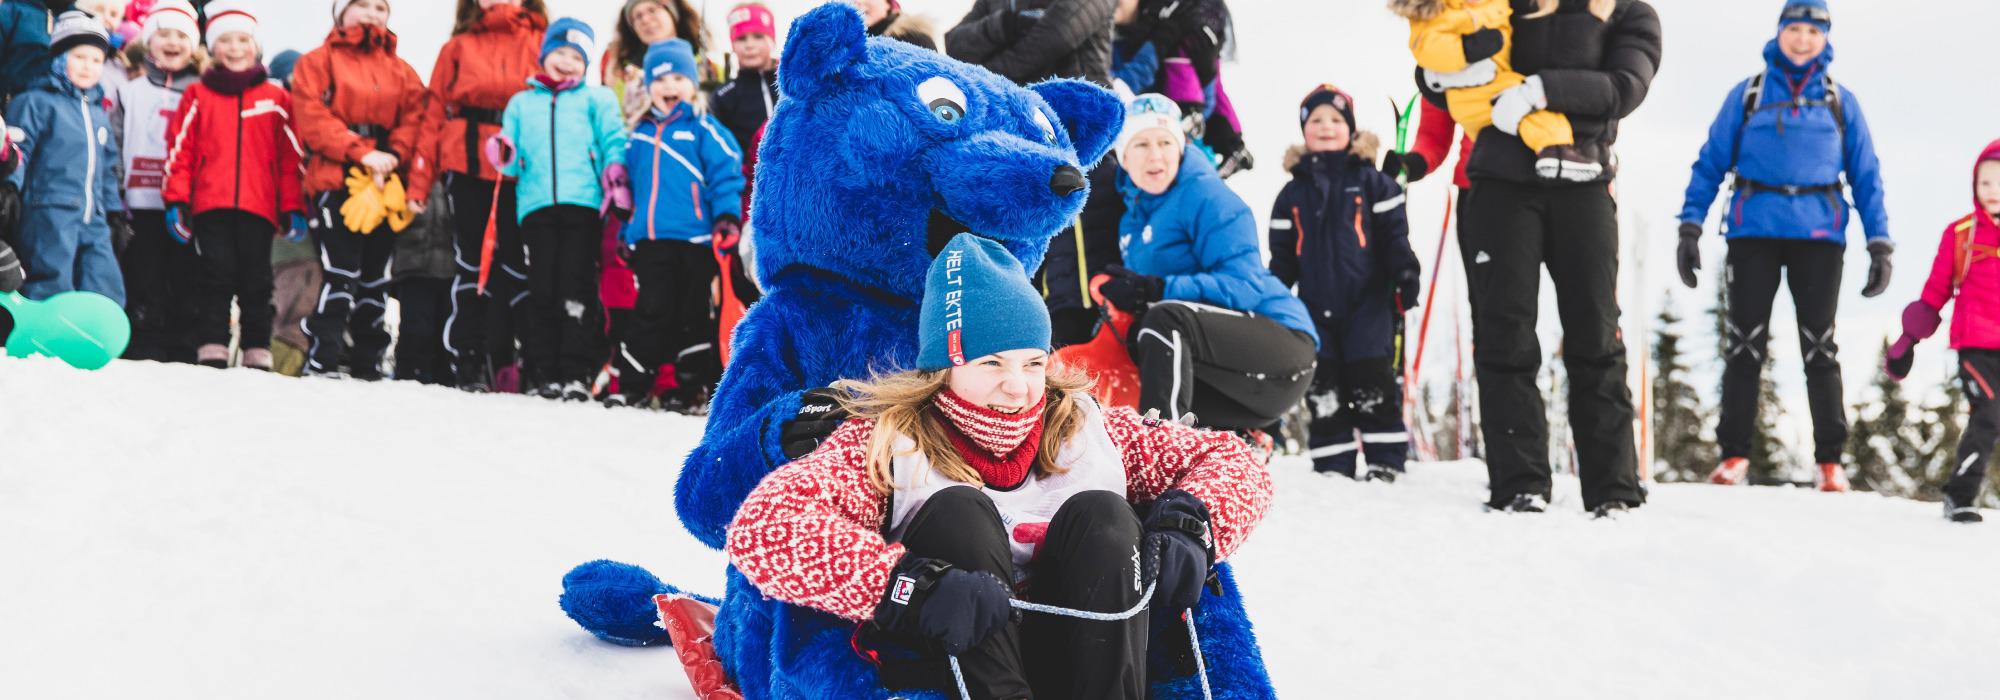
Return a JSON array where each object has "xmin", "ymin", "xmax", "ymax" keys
[{"xmin": 1886, "ymin": 138, "xmax": 2000, "ymax": 523}]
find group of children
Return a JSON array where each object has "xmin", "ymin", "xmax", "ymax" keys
[{"xmin": 0, "ymin": 0, "xmax": 775, "ymax": 412}]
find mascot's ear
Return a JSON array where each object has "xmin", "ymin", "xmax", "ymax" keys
[
  {"xmin": 1031, "ymin": 79, "xmax": 1125, "ymax": 166},
  {"xmin": 779, "ymin": 3, "xmax": 869, "ymax": 101}
]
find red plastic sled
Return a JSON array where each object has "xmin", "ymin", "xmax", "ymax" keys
[
  {"xmin": 714, "ymin": 234, "xmax": 749, "ymax": 368},
  {"xmin": 656, "ymin": 594, "xmax": 743, "ymax": 700},
  {"xmin": 1052, "ymin": 275, "xmax": 1141, "ymax": 410}
]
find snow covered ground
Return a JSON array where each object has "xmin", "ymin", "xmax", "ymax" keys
[{"xmin": 4, "ymin": 357, "xmax": 1997, "ymax": 699}]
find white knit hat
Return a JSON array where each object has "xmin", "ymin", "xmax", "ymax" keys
[
  {"xmin": 143, "ymin": 0, "xmax": 200, "ymax": 42},
  {"xmin": 332, "ymin": 0, "xmax": 390, "ymax": 25},
  {"xmin": 202, "ymin": 1, "xmax": 258, "ymax": 50},
  {"xmin": 1114, "ymin": 93, "xmax": 1187, "ymax": 164}
]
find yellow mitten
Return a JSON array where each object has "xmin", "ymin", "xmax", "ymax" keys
[
  {"xmin": 382, "ymin": 174, "xmax": 414, "ymax": 233},
  {"xmin": 340, "ymin": 167, "xmax": 387, "ymax": 233}
]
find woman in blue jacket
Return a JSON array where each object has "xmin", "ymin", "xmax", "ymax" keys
[
  {"xmin": 1676, "ymin": 0, "xmax": 1889, "ymax": 492},
  {"xmin": 1098, "ymin": 94, "xmax": 1317, "ymax": 448},
  {"xmin": 605, "ymin": 39, "xmax": 744, "ymax": 410}
]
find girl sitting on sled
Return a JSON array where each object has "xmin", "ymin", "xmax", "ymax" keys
[{"xmin": 724, "ymin": 233, "xmax": 1273, "ymax": 699}]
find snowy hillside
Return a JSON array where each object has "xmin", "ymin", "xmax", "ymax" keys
[{"xmin": 4, "ymin": 358, "xmax": 1996, "ymax": 699}]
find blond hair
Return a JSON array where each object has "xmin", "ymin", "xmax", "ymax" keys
[
  {"xmin": 1523, "ymin": 0, "xmax": 1617, "ymax": 21},
  {"xmin": 832, "ymin": 368, "xmax": 1096, "ymax": 495}
]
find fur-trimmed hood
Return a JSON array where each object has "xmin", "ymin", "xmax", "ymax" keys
[
  {"xmin": 1282, "ymin": 130, "xmax": 1381, "ymax": 172},
  {"xmin": 1386, "ymin": 0, "xmax": 1447, "ymax": 21}
]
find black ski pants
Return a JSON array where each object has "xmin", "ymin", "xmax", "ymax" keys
[
  {"xmin": 1718, "ymin": 238, "xmax": 1848, "ymax": 465},
  {"xmin": 1946, "ymin": 350, "xmax": 2000, "ymax": 505},
  {"xmin": 445, "ymin": 173, "xmax": 529, "ymax": 384},
  {"xmin": 520, "ymin": 205, "xmax": 603, "ymax": 386},
  {"xmin": 302, "ymin": 190, "xmax": 395, "ymax": 375},
  {"xmin": 1133, "ymin": 300, "xmax": 1317, "ymax": 431},
  {"xmin": 1461, "ymin": 179, "xmax": 1643, "ymax": 510},
  {"xmin": 614, "ymin": 238, "xmax": 719, "ymax": 398},
  {"xmin": 120, "ymin": 209, "xmax": 201, "ymax": 362},
  {"xmin": 394, "ymin": 276, "xmax": 453, "ymax": 385},
  {"xmin": 193, "ymin": 209, "xmax": 275, "ymax": 350},
  {"xmin": 881, "ymin": 487, "xmax": 1148, "ymax": 700}
]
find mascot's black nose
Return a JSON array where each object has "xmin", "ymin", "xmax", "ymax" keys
[{"xmin": 1049, "ymin": 166, "xmax": 1086, "ymax": 196}]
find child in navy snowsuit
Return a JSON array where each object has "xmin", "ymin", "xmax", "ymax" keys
[
  {"xmin": 5, "ymin": 12, "xmax": 126, "ymax": 306},
  {"xmin": 1268, "ymin": 85, "xmax": 1421, "ymax": 481},
  {"xmin": 605, "ymin": 39, "xmax": 744, "ymax": 410}
]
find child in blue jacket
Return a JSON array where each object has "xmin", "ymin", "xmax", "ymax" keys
[
  {"xmin": 604, "ymin": 39, "xmax": 744, "ymax": 410},
  {"xmin": 494, "ymin": 18, "xmax": 628, "ymax": 401},
  {"xmin": 5, "ymin": 12, "xmax": 127, "ymax": 306},
  {"xmin": 1268, "ymin": 85, "xmax": 1421, "ymax": 481}
]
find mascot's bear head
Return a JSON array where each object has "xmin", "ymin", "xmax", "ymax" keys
[{"xmin": 751, "ymin": 3, "xmax": 1122, "ymax": 298}]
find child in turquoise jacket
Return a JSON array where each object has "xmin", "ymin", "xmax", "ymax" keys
[{"xmin": 493, "ymin": 18, "xmax": 628, "ymax": 400}]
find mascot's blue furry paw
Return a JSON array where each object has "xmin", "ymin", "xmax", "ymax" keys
[{"xmin": 559, "ymin": 560, "xmax": 680, "ymax": 647}]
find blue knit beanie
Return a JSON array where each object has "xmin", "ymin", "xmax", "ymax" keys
[
  {"xmin": 1778, "ymin": 0, "xmax": 1831, "ymax": 32},
  {"xmin": 542, "ymin": 18, "xmax": 597, "ymax": 65},
  {"xmin": 917, "ymin": 234, "xmax": 1051, "ymax": 371},
  {"xmin": 644, "ymin": 39, "xmax": 698, "ymax": 85}
]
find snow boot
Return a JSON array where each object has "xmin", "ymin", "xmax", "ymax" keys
[
  {"xmin": 1592, "ymin": 501, "xmax": 1636, "ymax": 520},
  {"xmin": 1815, "ymin": 463, "xmax": 1851, "ymax": 493},
  {"xmin": 241, "ymin": 347, "xmax": 273, "ymax": 371},
  {"xmin": 1944, "ymin": 496, "xmax": 1983, "ymax": 523},
  {"xmin": 561, "ymin": 381, "xmax": 592, "ymax": 402},
  {"xmin": 301, "ymin": 366, "xmax": 349, "ymax": 380},
  {"xmin": 535, "ymin": 381, "xmax": 565, "ymax": 400},
  {"xmin": 1364, "ymin": 464, "xmax": 1401, "ymax": 483},
  {"xmin": 348, "ymin": 363, "xmax": 385, "ymax": 382},
  {"xmin": 1488, "ymin": 493, "xmax": 1548, "ymax": 513},
  {"xmin": 1709, "ymin": 457, "xmax": 1749, "ymax": 485},
  {"xmin": 197, "ymin": 343, "xmax": 230, "ymax": 368},
  {"xmin": 1535, "ymin": 145, "xmax": 1604, "ymax": 182}
]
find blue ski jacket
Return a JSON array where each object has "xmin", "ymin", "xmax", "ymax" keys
[
  {"xmin": 1678, "ymin": 40, "xmax": 1889, "ymax": 246},
  {"xmin": 620, "ymin": 102, "xmax": 744, "ymax": 246},
  {"xmin": 1118, "ymin": 145, "xmax": 1318, "ymax": 347}
]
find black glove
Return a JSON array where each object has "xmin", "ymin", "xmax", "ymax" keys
[
  {"xmin": 0, "ymin": 181, "xmax": 21, "ymax": 240},
  {"xmin": 109, "ymin": 211, "xmax": 135, "ymax": 254},
  {"xmin": 1380, "ymin": 151, "xmax": 1431, "ymax": 182},
  {"xmin": 779, "ymin": 387, "xmax": 850, "ymax": 460},
  {"xmin": 1461, "ymin": 28, "xmax": 1505, "ymax": 64},
  {"xmin": 1099, "ymin": 264, "xmax": 1164, "ymax": 312},
  {"xmin": 1396, "ymin": 269, "xmax": 1422, "ymax": 312},
  {"xmin": 1886, "ymin": 345, "xmax": 1916, "ymax": 380},
  {"xmin": 1676, "ymin": 222, "xmax": 1702, "ymax": 289},
  {"xmin": 1863, "ymin": 240, "xmax": 1893, "ymax": 298},
  {"xmin": 1142, "ymin": 490, "xmax": 1214, "ymax": 623},
  {"xmin": 1003, "ymin": 8, "xmax": 1043, "ymax": 40},
  {"xmin": 871, "ymin": 556, "xmax": 1014, "ymax": 656}
]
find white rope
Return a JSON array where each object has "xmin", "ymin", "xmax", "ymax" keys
[{"xmin": 945, "ymin": 580, "xmax": 1214, "ymax": 700}]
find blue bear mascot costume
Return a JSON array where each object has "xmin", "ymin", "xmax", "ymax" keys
[{"xmin": 561, "ymin": 6, "xmax": 1276, "ymax": 698}]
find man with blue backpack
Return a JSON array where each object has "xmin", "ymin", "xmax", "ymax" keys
[{"xmin": 1676, "ymin": 0, "xmax": 1891, "ymax": 492}]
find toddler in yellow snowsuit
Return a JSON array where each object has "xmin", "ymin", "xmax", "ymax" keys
[{"xmin": 1392, "ymin": 0, "xmax": 1599, "ymax": 181}]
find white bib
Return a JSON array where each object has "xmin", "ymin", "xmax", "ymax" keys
[{"xmin": 885, "ymin": 400, "xmax": 1127, "ymax": 582}]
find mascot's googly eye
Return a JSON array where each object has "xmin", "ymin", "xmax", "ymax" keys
[
  {"xmin": 917, "ymin": 76, "xmax": 968, "ymax": 124},
  {"xmin": 1032, "ymin": 109, "xmax": 1057, "ymax": 143}
]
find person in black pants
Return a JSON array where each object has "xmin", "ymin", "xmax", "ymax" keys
[
  {"xmin": 1452, "ymin": 0, "xmax": 1660, "ymax": 517},
  {"xmin": 519, "ymin": 204, "xmax": 603, "ymax": 400},
  {"xmin": 1674, "ymin": 1, "xmax": 1891, "ymax": 491},
  {"xmin": 192, "ymin": 210, "xmax": 280, "ymax": 368},
  {"xmin": 120, "ymin": 209, "xmax": 201, "ymax": 362},
  {"xmin": 301, "ymin": 189, "xmax": 396, "ymax": 379},
  {"xmin": 444, "ymin": 172, "xmax": 529, "ymax": 392},
  {"xmin": 392, "ymin": 180, "xmax": 457, "ymax": 385}
]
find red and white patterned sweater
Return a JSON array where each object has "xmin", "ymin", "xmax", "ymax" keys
[{"xmin": 724, "ymin": 404, "xmax": 1274, "ymax": 621}]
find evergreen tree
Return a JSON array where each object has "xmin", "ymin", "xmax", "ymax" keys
[
  {"xmin": 1848, "ymin": 339, "xmax": 1923, "ymax": 494},
  {"xmin": 1651, "ymin": 303, "xmax": 1713, "ymax": 482}
]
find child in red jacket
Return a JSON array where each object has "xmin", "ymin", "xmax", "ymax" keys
[
  {"xmin": 1886, "ymin": 138, "xmax": 2000, "ymax": 523},
  {"xmin": 161, "ymin": 3, "xmax": 305, "ymax": 370}
]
